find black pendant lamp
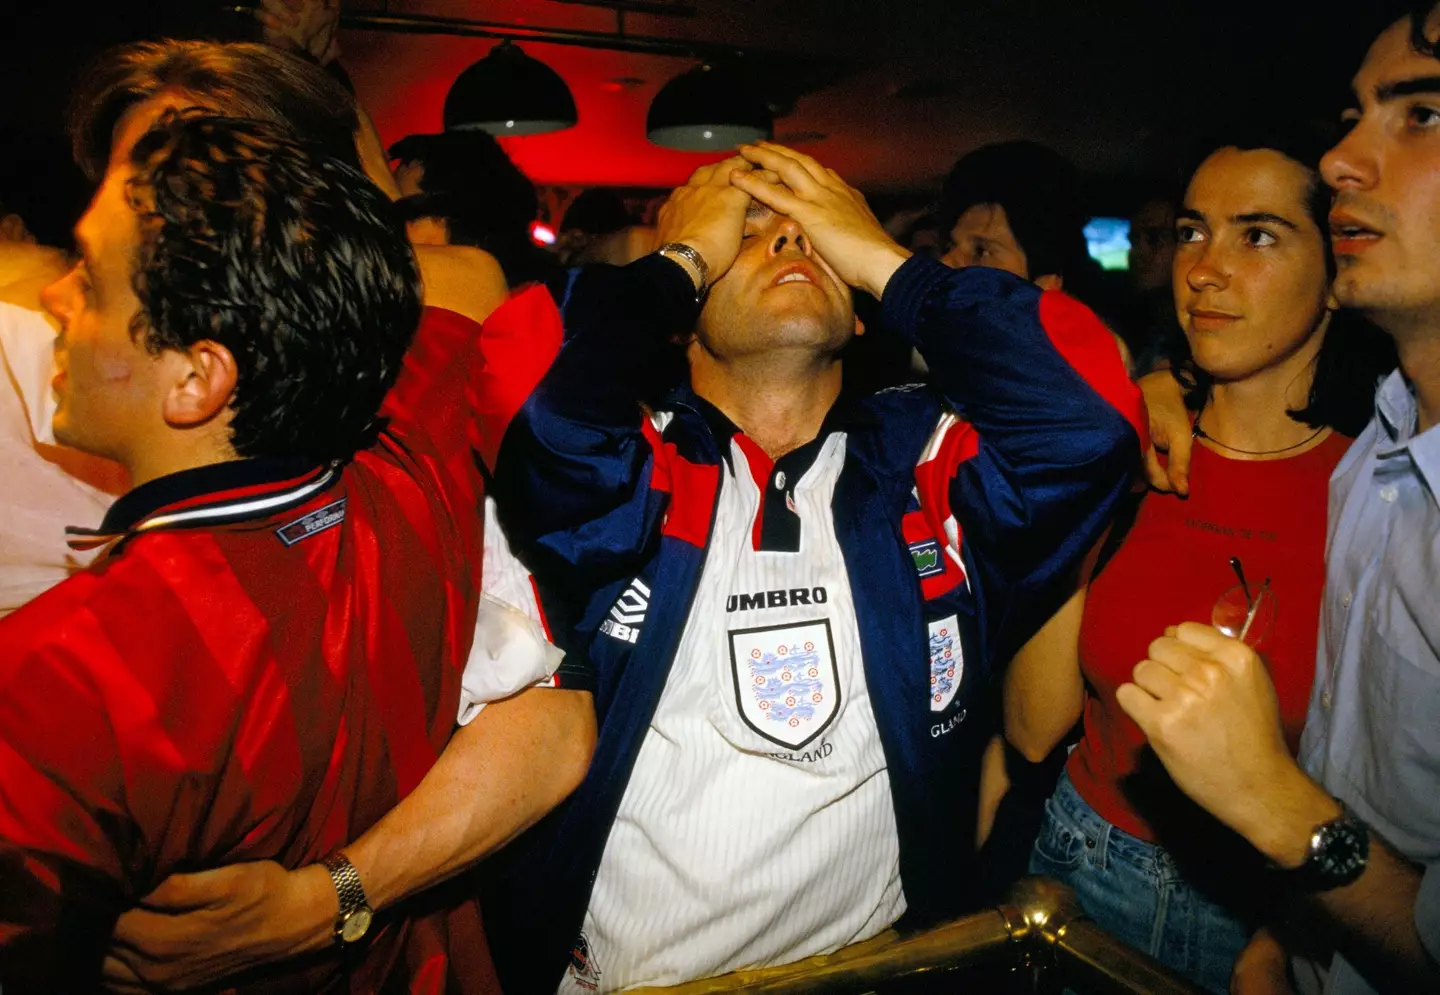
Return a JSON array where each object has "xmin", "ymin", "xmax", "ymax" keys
[
  {"xmin": 646, "ymin": 62, "xmax": 772, "ymax": 151},
  {"xmin": 444, "ymin": 40, "xmax": 578, "ymax": 136}
]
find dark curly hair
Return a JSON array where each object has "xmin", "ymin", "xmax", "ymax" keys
[{"xmin": 124, "ymin": 111, "xmax": 421, "ymax": 462}]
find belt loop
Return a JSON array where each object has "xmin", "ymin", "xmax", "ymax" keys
[{"xmin": 1087, "ymin": 817, "xmax": 1110, "ymax": 870}]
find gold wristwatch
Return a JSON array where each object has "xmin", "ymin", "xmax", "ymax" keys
[{"xmin": 322, "ymin": 850, "xmax": 375, "ymax": 944}]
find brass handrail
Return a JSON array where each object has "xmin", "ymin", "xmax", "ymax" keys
[{"xmin": 637, "ymin": 877, "xmax": 1207, "ymax": 995}]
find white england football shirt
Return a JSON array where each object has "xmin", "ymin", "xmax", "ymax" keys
[{"xmin": 561, "ymin": 430, "xmax": 905, "ymax": 993}]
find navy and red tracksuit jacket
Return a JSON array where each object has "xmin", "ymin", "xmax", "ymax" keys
[{"xmin": 482, "ymin": 253, "xmax": 1145, "ymax": 992}]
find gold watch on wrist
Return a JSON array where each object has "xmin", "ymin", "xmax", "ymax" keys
[{"xmin": 322, "ymin": 850, "xmax": 375, "ymax": 944}]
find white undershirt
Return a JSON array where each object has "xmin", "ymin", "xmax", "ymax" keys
[
  {"xmin": 562, "ymin": 432, "xmax": 904, "ymax": 993},
  {"xmin": 0, "ymin": 303, "xmax": 123, "ymax": 615}
]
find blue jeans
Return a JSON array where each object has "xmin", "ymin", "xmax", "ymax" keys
[{"xmin": 1028, "ymin": 771, "xmax": 1253, "ymax": 995}]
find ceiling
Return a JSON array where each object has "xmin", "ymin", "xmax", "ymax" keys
[
  {"xmin": 0, "ymin": 0, "xmax": 1403, "ymax": 218},
  {"xmin": 337, "ymin": 0, "xmax": 1392, "ymax": 199}
]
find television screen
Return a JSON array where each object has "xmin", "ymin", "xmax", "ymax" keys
[{"xmin": 1084, "ymin": 217, "xmax": 1130, "ymax": 271}]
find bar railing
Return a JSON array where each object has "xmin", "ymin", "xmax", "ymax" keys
[{"xmin": 635, "ymin": 877, "xmax": 1207, "ymax": 995}]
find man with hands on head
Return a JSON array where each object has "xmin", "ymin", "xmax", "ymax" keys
[
  {"xmin": 1119, "ymin": 9, "xmax": 1440, "ymax": 995},
  {"xmin": 479, "ymin": 141, "xmax": 1143, "ymax": 993}
]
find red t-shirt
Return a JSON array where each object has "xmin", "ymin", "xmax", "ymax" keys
[{"xmin": 1066, "ymin": 431, "xmax": 1349, "ymax": 843}]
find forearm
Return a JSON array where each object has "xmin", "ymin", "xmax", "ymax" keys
[
  {"xmin": 1003, "ymin": 585, "xmax": 1086, "ymax": 762},
  {"xmin": 1307, "ymin": 840, "xmax": 1440, "ymax": 991},
  {"xmin": 1234, "ymin": 763, "xmax": 1440, "ymax": 991},
  {"xmin": 350, "ymin": 687, "xmax": 595, "ymax": 910},
  {"xmin": 537, "ymin": 254, "xmax": 700, "ymax": 421}
]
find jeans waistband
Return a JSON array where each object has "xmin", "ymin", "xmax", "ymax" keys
[{"xmin": 1050, "ymin": 770, "xmax": 1170, "ymax": 871}]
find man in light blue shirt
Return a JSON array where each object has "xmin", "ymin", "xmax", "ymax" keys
[{"xmin": 1116, "ymin": 8, "xmax": 1440, "ymax": 994}]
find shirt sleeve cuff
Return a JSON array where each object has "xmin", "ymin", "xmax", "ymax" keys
[
  {"xmin": 878, "ymin": 254, "xmax": 960, "ymax": 346},
  {"xmin": 1415, "ymin": 862, "xmax": 1440, "ymax": 965},
  {"xmin": 456, "ymin": 593, "xmax": 566, "ymax": 726}
]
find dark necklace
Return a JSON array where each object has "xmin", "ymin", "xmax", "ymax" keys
[{"xmin": 1192, "ymin": 401, "xmax": 1326, "ymax": 456}]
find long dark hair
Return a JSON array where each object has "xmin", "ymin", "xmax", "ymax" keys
[{"xmin": 1170, "ymin": 128, "xmax": 1396, "ymax": 437}]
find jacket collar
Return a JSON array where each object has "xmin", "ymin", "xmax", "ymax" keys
[
  {"xmin": 663, "ymin": 382, "xmax": 880, "ymax": 452},
  {"xmin": 67, "ymin": 456, "xmax": 338, "ymax": 551}
]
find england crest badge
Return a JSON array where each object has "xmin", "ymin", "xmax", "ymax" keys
[
  {"xmin": 928, "ymin": 614, "xmax": 964, "ymax": 712},
  {"xmin": 730, "ymin": 619, "xmax": 840, "ymax": 749}
]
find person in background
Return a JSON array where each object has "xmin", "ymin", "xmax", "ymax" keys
[
  {"xmin": 1120, "ymin": 8, "xmax": 1440, "ymax": 994},
  {"xmin": 557, "ymin": 187, "xmax": 652, "ymax": 267},
  {"xmin": 1128, "ymin": 193, "xmax": 1178, "ymax": 295},
  {"xmin": 0, "ymin": 201, "xmax": 35, "ymax": 244},
  {"xmin": 0, "ymin": 243, "xmax": 129, "ymax": 615},
  {"xmin": 391, "ymin": 129, "xmax": 561, "ymax": 287},
  {"xmin": 252, "ymin": 0, "xmax": 510, "ymax": 323},
  {"xmin": 935, "ymin": 137, "xmax": 1121, "ymax": 896},
  {"xmin": 1121, "ymin": 189, "xmax": 1185, "ymax": 375},
  {"xmin": 1006, "ymin": 129, "xmax": 1394, "ymax": 994},
  {"xmin": 939, "ymin": 140, "xmax": 1106, "ymax": 301}
]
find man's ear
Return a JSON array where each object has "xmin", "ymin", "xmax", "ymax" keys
[
  {"xmin": 854, "ymin": 314, "xmax": 866, "ymax": 338},
  {"xmin": 1034, "ymin": 273, "xmax": 1064, "ymax": 292},
  {"xmin": 162, "ymin": 340, "xmax": 237, "ymax": 429}
]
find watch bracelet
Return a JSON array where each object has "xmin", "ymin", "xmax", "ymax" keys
[
  {"xmin": 323, "ymin": 851, "xmax": 370, "ymax": 916},
  {"xmin": 655, "ymin": 242, "xmax": 709, "ymax": 295}
]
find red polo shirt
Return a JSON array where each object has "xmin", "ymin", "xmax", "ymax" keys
[{"xmin": 0, "ymin": 298, "xmax": 561, "ymax": 994}]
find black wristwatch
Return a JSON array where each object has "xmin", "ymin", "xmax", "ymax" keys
[{"xmin": 1284, "ymin": 806, "xmax": 1370, "ymax": 891}]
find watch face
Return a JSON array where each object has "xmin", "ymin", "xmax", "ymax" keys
[
  {"xmin": 340, "ymin": 906, "xmax": 374, "ymax": 943},
  {"xmin": 1308, "ymin": 817, "xmax": 1369, "ymax": 889}
]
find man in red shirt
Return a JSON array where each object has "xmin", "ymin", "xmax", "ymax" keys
[{"xmin": 0, "ymin": 90, "xmax": 589, "ymax": 995}]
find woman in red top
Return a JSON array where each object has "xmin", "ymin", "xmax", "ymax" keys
[{"xmin": 1005, "ymin": 131, "xmax": 1395, "ymax": 994}]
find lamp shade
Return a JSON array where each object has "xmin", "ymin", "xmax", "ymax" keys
[
  {"xmin": 646, "ymin": 63, "xmax": 772, "ymax": 151},
  {"xmin": 444, "ymin": 41, "xmax": 578, "ymax": 136}
]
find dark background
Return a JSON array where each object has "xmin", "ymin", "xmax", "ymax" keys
[{"xmin": 0, "ymin": 0, "xmax": 1410, "ymax": 245}]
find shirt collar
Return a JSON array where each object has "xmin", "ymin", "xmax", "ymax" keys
[
  {"xmin": 68, "ymin": 456, "xmax": 338, "ymax": 551},
  {"xmin": 1372, "ymin": 369, "xmax": 1440, "ymax": 502}
]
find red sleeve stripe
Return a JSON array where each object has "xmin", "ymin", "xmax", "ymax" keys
[
  {"xmin": 473, "ymin": 287, "xmax": 564, "ymax": 471},
  {"xmin": 1038, "ymin": 291, "xmax": 1148, "ymax": 451},
  {"xmin": 528, "ymin": 574, "xmax": 555, "ymax": 643},
  {"xmin": 642, "ymin": 410, "xmax": 718, "ymax": 549}
]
